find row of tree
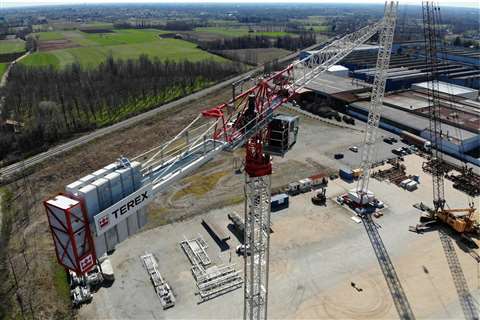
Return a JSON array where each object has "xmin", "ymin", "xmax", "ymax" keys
[
  {"xmin": 200, "ymin": 32, "xmax": 316, "ymax": 51},
  {"xmin": 0, "ymin": 56, "xmax": 243, "ymax": 162}
]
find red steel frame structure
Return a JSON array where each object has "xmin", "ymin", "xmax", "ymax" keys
[{"xmin": 44, "ymin": 194, "xmax": 96, "ymax": 275}]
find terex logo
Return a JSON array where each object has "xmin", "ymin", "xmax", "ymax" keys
[
  {"xmin": 111, "ymin": 191, "xmax": 148, "ymax": 219},
  {"xmin": 94, "ymin": 184, "xmax": 153, "ymax": 235}
]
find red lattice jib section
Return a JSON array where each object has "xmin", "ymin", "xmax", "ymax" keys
[{"xmin": 44, "ymin": 194, "xmax": 96, "ymax": 275}]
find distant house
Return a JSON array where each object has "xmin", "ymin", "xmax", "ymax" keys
[{"xmin": 0, "ymin": 119, "xmax": 24, "ymax": 133}]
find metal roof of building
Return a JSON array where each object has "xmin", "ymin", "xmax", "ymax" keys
[
  {"xmin": 412, "ymin": 81, "xmax": 478, "ymax": 96},
  {"xmin": 298, "ymin": 72, "xmax": 371, "ymax": 95},
  {"xmin": 327, "ymin": 65, "xmax": 349, "ymax": 72},
  {"xmin": 350, "ymin": 101, "xmax": 477, "ymax": 142}
]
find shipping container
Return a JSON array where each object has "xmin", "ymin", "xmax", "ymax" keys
[
  {"xmin": 339, "ymin": 168, "xmax": 354, "ymax": 182},
  {"xmin": 271, "ymin": 193, "xmax": 289, "ymax": 212}
]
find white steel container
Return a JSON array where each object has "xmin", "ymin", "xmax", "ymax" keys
[
  {"xmin": 116, "ymin": 167, "xmax": 134, "ymax": 195},
  {"xmin": 66, "ymin": 180, "xmax": 84, "ymax": 195},
  {"xmin": 93, "ymin": 232, "xmax": 108, "ymax": 258},
  {"xmin": 105, "ymin": 227, "xmax": 118, "ymax": 252},
  {"xmin": 92, "ymin": 168, "xmax": 108, "ymax": 178},
  {"xmin": 105, "ymin": 172, "xmax": 123, "ymax": 204},
  {"xmin": 92, "ymin": 178, "xmax": 112, "ymax": 211},
  {"xmin": 104, "ymin": 163, "xmax": 119, "ymax": 173},
  {"xmin": 131, "ymin": 161, "xmax": 143, "ymax": 191},
  {"xmin": 79, "ymin": 174, "xmax": 96, "ymax": 185},
  {"xmin": 138, "ymin": 208, "xmax": 148, "ymax": 228},
  {"xmin": 127, "ymin": 214, "xmax": 139, "ymax": 235},
  {"xmin": 117, "ymin": 220, "xmax": 129, "ymax": 242},
  {"xmin": 77, "ymin": 184, "xmax": 99, "ymax": 221}
]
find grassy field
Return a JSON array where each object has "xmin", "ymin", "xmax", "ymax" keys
[
  {"xmin": 22, "ymin": 29, "xmax": 225, "ymax": 69},
  {"xmin": 0, "ymin": 39, "xmax": 26, "ymax": 54},
  {"xmin": 33, "ymin": 21, "xmax": 114, "ymax": 32},
  {"xmin": 84, "ymin": 29, "xmax": 168, "ymax": 46},
  {"xmin": 290, "ymin": 16, "xmax": 330, "ymax": 33},
  {"xmin": 0, "ymin": 63, "xmax": 8, "ymax": 78},
  {"xmin": 32, "ymin": 31, "xmax": 65, "ymax": 41},
  {"xmin": 195, "ymin": 27, "xmax": 293, "ymax": 37},
  {"xmin": 218, "ymin": 48, "xmax": 291, "ymax": 66}
]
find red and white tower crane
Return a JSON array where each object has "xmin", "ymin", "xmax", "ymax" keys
[{"xmin": 44, "ymin": 2, "xmax": 398, "ymax": 319}]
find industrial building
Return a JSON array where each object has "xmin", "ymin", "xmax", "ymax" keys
[
  {"xmin": 346, "ymin": 52, "xmax": 480, "ymax": 90},
  {"xmin": 347, "ymin": 94, "xmax": 480, "ymax": 166},
  {"xmin": 300, "ymin": 42, "xmax": 480, "ymax": 91},
  {"xmin": 296, "ymin": 71, "xmax": 479, "ymax": 166}
]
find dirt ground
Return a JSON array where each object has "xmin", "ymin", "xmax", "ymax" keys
[
  {"xmin": 79, "ymin": 152, "xmax": 480, "ymax": 320},
  {"xmin": 38, "ymin": 39, "xmax": 80, "ymax": 51}
]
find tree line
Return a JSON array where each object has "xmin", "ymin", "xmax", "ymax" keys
[
  {"xmin": 199, "ymin": 32, "xmax": 316, "ymax": 51},
  {"xmin": 0, "ymin": 56, "xmax": 243, "ymax": 162}
]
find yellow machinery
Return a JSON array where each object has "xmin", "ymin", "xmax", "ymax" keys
[{"xmin": 437, "ymin": 206, "xmax": 477, "ymax": 234}]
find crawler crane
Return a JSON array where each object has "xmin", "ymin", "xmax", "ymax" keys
[{"xmin": 422, "ymin": 2, "xmax": 478, "ymax": 320}]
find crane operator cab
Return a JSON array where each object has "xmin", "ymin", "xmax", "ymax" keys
[{"xmin": 264, "ymin": 114, "xmax": 299, "ymax": 157}]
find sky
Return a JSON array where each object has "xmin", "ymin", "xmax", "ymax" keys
[{"xmin": 1, "ymin": 0, "xmax": 479, "ymax": 9}]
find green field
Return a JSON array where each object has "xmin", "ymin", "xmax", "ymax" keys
[
  {"xmin": 22, "ymin": 29, "xmax": 224, "ymax": 69},
  {"xmin": 195, "ymin": 27, "xmax": 293, "ymax": 37},
  {"xmin": 290, "ymin": 16, "xmax": 330, "ymax": 33},
  {"xmin": 84, "ymin": 29, "xmax": 168, "ymax": 46},
  {"xmin": 32, "ymin": 31, "xmax": 65, "ymax": 41},
  {"xmin": 0, "ymin": 39, "xmax": 26, "ymax": 54},
  {"xmin": 0, "ymin": 63, "xmax": 8, "ymax": 78}
]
